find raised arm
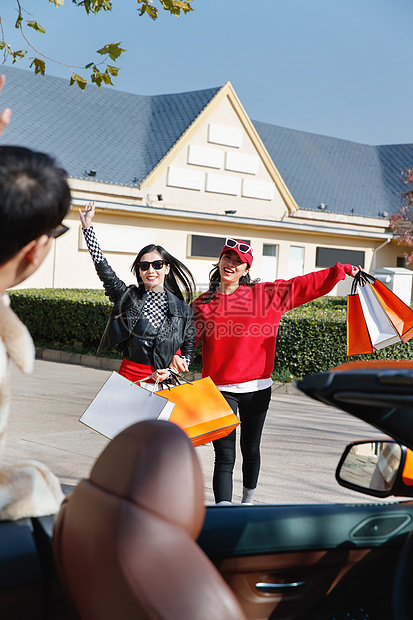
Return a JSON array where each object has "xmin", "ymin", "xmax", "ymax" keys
[
  {"xmin": 79, "ymin": 201, "xmax": 127, "ymax": 303},
  {"xmin": 79, "ymin": 201, "xmax": 104, "ymax": 265}
]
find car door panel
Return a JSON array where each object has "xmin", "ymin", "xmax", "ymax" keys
[{"xmin": 198, "ymin": 502, "xmax": 413, "ymax": 619}]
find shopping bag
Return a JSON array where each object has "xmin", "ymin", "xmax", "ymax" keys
[
  {"xmin": 347, "ymin": 270, "xmax": 413, "ymax": 355},
  {"xmin": 347, "ymin": 292, "xmax": 374, "ymax": 355},
  {"xmin": 371, "ymin": 279, "xmax": 413, "ymax": 344},
  {"xmin": 156, "ymin": 376, "xmax": 240, "ymax": 447},
  {"xmin": 357, "ymin": 283, "xmax": 402, "ymax": 350},
  {"xmin": 79, "ymin": 371, "xmax": 176, "ymax": 439}
]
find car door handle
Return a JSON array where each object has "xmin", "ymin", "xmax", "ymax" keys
[{"xmin": 255, "ymin": 580, "xmax": 306, "ymax": 593}]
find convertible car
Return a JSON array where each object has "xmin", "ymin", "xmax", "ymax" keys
[{"xmin": 2, "ymin": 360, "xmax": 413, "ymax": 619}]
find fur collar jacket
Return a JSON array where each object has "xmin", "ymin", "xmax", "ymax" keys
[{"xmin": 0, "ymin": 294, "xmax": 64, "ymax": 520}]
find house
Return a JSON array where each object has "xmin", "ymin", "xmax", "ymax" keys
[{"xmin": 2, "ymin": 64, "xmax": 412, "ymax": 295}]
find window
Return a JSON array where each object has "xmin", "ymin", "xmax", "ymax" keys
[
  {"xmin": 397, "ymin": 256, "xmax": 407, "ymax": 268},
  {"xmin": 189, "ymin": 235, "xmax": 250, "ymax": 259},
  {"xmin": 316, "ymin": 247, "xmax": 365, "ymax": 268},
  {"xmin": 261, "ymin": 244, "xmax": 278, "ymax": 281},
  {"xmin": 289, "ymin": 246, "xmax": 304, "ymax": 278}
]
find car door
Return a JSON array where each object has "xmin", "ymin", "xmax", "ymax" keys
[
  {"xmin": 198, "ymin": 500, "xmax": 412, "ymax": 619},
  {"xmin": 198, "ymin": 362, "xmax": 413, "ymax": 620}
]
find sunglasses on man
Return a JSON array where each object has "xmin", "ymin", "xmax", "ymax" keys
[
  {"xmin": 47, "ymin": 223, "xmax": 69, "ymax": 239},
  {"xmin": 138, "ymin": 260, "xmax": 167, "ymax": 271}
]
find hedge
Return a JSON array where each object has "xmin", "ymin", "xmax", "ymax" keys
[
  {"xmin": 9, "ymin": 288, "xmax": 113, "ymax": 354},
  {"xmin": 8, "ymin": 289, "xmax": 413, "ymax": 379}
]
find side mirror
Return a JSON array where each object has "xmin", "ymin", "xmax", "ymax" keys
[{"xmin": 336, "ymin": 440, "xmax": 413, "ymax": 498}]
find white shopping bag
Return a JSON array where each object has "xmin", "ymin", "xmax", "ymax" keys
[
  {"xmin": 357, "ymin": 284, "xmax": 402, "ymax": 350},
  {"xmin": 79, "ymin": 371, "xmax": 175, "ymax": 439}
]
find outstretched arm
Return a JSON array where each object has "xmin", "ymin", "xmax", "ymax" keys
[{"xmin": 275, "ymin": 262, "xmax": 360, "ymax": 313}]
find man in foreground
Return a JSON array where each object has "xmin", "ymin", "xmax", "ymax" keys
[{"xmin": 0, "ymin": 143, "xmax": 71, "ymax": 519}]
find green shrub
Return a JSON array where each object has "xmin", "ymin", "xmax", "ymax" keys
[
  {"xmin": 9, "ymin": 288, "xmax": 114, "ymax": 354},
  {"xmin": 8, "ymin": 291, "xmax": 413, "ymax": 380}
]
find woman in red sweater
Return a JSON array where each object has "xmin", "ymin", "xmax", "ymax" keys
[{"xmin": 192, "ymin": 239, "xmax": 359, "ymax": 505}]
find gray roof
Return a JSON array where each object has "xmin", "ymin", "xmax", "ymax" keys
[
  {"xmin": 0, "ymin": 65, "xmax": 220, "ymax": 186},
  {"xmin": 1, "ymin": 65, "xmax": 412, "ymax": 219},
  {"xmin": 253, "ymin": 120, "xmax": 413, "ymax": 219}
]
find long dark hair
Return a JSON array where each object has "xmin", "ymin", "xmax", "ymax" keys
[
  {"xmin": 131, "ymin": 244, "xmax": 196, "ymax": 303},
  {"xmin": 202, "ymin": 261, "xmax": 259, "ymax": 303}
]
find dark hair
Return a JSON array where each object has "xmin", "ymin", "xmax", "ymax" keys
[
  {"xmin": 202, "ymin": 260, "xmax": 260, "ymax": 303},
  {"xmin": 131, "ymin": 244, "xmax": 196, "ymax": 303},
  {"xmin": 0, "ymin": 146, "xmax": 71, "ymax": 265}
]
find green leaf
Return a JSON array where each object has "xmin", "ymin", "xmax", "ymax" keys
[
  {"xmin": 84, "ymin": 62, "xmax": 94, "ymax": 69},
  {"xmin": 107, "ymin": 65, "xmax": 119, "ymax": 77},
  {"xmin": 160, "ymin": 0, "xmax": 193, "ymax": 16},
  {"xmin": 30, "ymin": 57, "xmax": 46, "ymax": 75},
  {"xmin": 146, "ymin": 5, "xmax": 158, "ymax": 19},
  {"xmin": 80, "ymin": 0, "xmax": 113, "ymax": 15},
  {"xmin": 27, "ymin": 20, "xmax": 46, "ymax": 35},
  {"xmin": 90, "ymin": 68, "xmax": 103, "ymax": 88},
  {"xmin": 91, "ymin": 67, "xmax": 113, "ymax": 88},
  {"xmin": 12, "ymin": 50, "xmax": 27, "ymax": 63},
  {"xmin": 70, "ymin": 72, "xmax": 87, "ymax": 90},
  {"xmin": 96, "ymin": 42, "xmax": 125, "ymax": 61},
  {"xmin": 101, "ymin": 70, "xmax": 113, "ymax": 85},
  {"xmin": 15, "ymin": 13, "xmax": 23, "ymax": 29},
  {"xmin": 50, "ymin": 0, "xmax": 65, "ymax": 6}
]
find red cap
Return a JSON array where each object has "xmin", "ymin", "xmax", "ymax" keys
[{"xmin": 220, "ymin": 239, "xmax": 253, "ymax": 267}]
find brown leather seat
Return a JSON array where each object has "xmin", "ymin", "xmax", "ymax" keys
[{"xmin": 53, "ymin": 420, "xmax": 246, "ymax": 619}]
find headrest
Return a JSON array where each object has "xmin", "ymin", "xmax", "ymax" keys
[{"xmin": 89, "ymin": 420, "xmax": 205, "ymax": 538}]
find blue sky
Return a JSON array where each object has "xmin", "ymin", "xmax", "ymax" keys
[{"xmin": 1, "ymin": 0, "xmax": 412, "ymax": 145}]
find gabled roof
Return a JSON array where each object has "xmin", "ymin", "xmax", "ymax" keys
[
  {"xmin": 140, "ymin": 81, "xmax": 298, "ymax": 214},
  {"xmin": 1, "ymin": 65, "xmax": 412, "ymax": 219},
  {"xmin": 0, "ymin": 65, "xmax": 220, "ymax": 186},
  {"xmin": 253, "ymin": 120, "xmax": 413, "ymax": 219}
]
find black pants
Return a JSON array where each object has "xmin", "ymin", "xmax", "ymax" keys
[{"xmin": 212, "ymin": 387, "xmax": 272, "ymax": 503}]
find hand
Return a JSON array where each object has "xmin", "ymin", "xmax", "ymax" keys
[
  {"xmin": 79, "ymin": 201, "xmax": 96, "ymax": 228},
  {"xmin": 169, "ymin": 354, "xmax": 188, "ymax": 374},
  {"xmin": 350, "ymin": 265, "xmax": 362, "ymax": 278},
  {"xmin": 0, "ymin": 75, "xmax": 11, "ymax": 137},
  {"xmin": 151, "ymin": 369, "xmax": 171, "ymax": 383}
]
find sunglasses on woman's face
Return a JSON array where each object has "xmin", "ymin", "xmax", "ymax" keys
[
  {"xmin": 47, "ymin": 223, "xmax": 69, "ymax": 239},
  {"xmin": 225, "ymin": 238, "xmax": 253, "ymax": 254},
  {"xmin": 138, "ymin": 260, "xmax": 166, "ymax": 271}
]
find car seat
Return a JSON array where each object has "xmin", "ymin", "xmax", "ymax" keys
[{"xmin": 53, "ymin": 419, "xmax": 246, "ymax": 619}]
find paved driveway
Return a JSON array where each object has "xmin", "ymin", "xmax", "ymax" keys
[{"xmin": 7, "ymin": 359, "xmax": 389, "ymax": 505}]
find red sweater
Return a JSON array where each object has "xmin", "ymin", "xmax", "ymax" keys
[{"xmin": 192, "ymin": 263, "xmax": 352, "ymax": 385}]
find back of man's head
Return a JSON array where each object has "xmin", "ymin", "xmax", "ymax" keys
[{"xmin": 0, "ymin": 146, "xmax": 71, "ymax": 265}]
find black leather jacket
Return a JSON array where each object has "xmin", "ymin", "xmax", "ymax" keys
[{"xmin": 95, "ymin": 259, "xmax": 195, "ymax": 369}]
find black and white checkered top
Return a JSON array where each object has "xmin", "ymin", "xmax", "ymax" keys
[{"xmin": 142, "ymin": 289, "xmax": 168, "ymax": 329}]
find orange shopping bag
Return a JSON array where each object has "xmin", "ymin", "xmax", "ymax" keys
[
  {"xmin": 347, "ymin": 292, "xmax": 374, "ymax": 355},
  {"xmin": 157, "ymin": 376, "xmax": 240, "ymax": 447}
]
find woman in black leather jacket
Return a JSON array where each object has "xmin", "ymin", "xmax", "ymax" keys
[{"xmin": 80, "ymin": 202, "xmax": 196, "ymax": 384}]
